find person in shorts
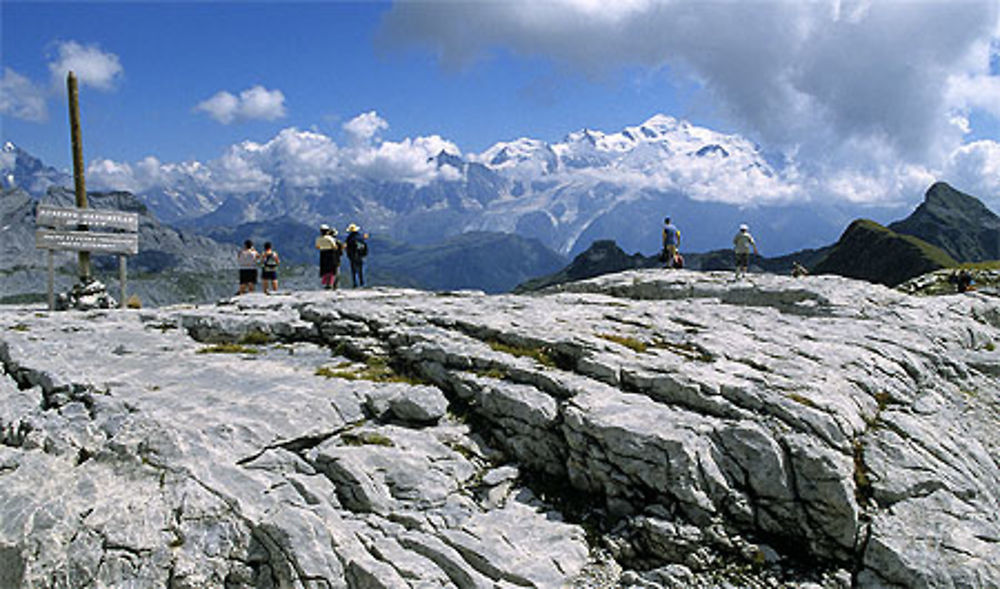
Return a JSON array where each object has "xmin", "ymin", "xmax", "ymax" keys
[
  {"xmin": 260, "ymin": 241, "xmax": 280, "ymax": 294},
  {"xmin": 237, "ymin": 239, "xmax": 259, "ymax": 295}
]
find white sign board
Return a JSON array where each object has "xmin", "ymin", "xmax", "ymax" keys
[
  {"xmin": 35, "ymin": 229, "xmax": 139, "ymax": 255},
  {"xmin": 36, "ymin": 205, "xmax": 139, "ymax": 232}
]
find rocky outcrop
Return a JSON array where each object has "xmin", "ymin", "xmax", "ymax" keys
[{"xmin": 2, "ymin": 270, "xmax": 999, "ymax": 587}]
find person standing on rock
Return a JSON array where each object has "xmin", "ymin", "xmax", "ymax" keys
[
  {"xmin": 733, "ymin": 224, "xmax": 759, "ymax": 278},
  {"xmin": 345, "ymin": 223, "xmax": 369, "ymax": 288},
  {"xmin": 260, "ymin": 241, "xmax": 281, "ymax": 294},
  {"xmin": 315, "ymin": 225, "xmax": 342, "ymax": 290},
  {"xmin": 662, "ymin": 217, "xmax": 681, "ymax": 269},
  {"xmin": 237, "ymin": 240, "xmax": 259, "ymax": 295}
]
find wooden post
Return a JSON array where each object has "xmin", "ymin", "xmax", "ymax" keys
[
  {"xmin": 119, "ymin": 255, "xmax": 127, "ymax": 308},
  {"xmin": 47, "ymin": 250, "xmax": 54, "ymax": 311},
  {"xmin": 67, "ymin": 71, "xmax": 90, "ymax": 283}
]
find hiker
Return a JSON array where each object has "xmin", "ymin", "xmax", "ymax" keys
[
  {"xmin": 953, "ymin": 269, "xmax": 973, "ymax": 293},
  {"xmin": 791, "ymin": 261, "xmax": 809, "ymax": 277},
  {"xmin": 733, "ymin": 224, "xmax": 759, "ymax": 277},
  {"xmin": 260, "ymin": 241, "xmax": 280, "ymax": 294},
  {"xmin": 345, "ymin": 223, "xmax": 369, "ymax": 288},
  {"xmin": 661, "ymin": 217, "xmax": 681, "ymax": 268},
  {"xmin": 315, "ymin": 224, "xmax": 341, "ymax": 290},
  {"xmin": 237, "ymin": 239, "xmax": 259, "ymax": 295}
]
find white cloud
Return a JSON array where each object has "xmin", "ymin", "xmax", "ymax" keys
[
  {"xmin": 195, "ymin": 85, "xmax": 287, "ymax": 124},
  {"xmin": 379, "ymin": 0, "xmax": 1000, "ymax": 204},
  {"xmin": 945, "ymin": 140, "xmax": 1000, "ymax": 199},
  {"xmin": 0, "ymin": 67, "xmax": 48, "ymax": 121},
  {"xmin": 47, "ymin": 41, "xmax": 123, "ymax": 90},
  {"xmin": 343, "ymin": 111, "xmax": 389, "ymax": 144},
  {"xmin": 89, "ymin": 114, "xmax": 464, "ymax": 194}
]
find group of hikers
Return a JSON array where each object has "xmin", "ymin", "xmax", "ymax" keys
[
  {"xmin": 661, "ymin": 216, "xmax": 774, "ymax": 278},
  {"xmin": 236, "ymin": 223, "xmax": 369, "ymax": 295}
]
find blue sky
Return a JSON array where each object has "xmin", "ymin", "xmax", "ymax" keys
[
  {"xmin": 3, "ymin": 1, "xmax": 1000, "ymax": 207},
  {"xmin": 2, "ymin": 1, "xmax": 706, "ymax": 168}
]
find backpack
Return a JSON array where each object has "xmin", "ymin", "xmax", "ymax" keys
[
  {"xmin": 263, "ymin": 252, "xmax": 279, "ymax": 270},
  {"xmin": 356, "ymin": 240, "xmax": 368, "ymax": 258}
]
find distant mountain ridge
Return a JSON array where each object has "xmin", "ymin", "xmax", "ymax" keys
[
  {"xmin": 2, "ymin": 113, "xmax": 897, "ymax": 258},
  {"xmin": 519, "ymin": 181, "xmax": 995, "ymax": 290},
  {"xmin": 888, "ymin": 181, "xmax": 1000, "ymax": 263}
]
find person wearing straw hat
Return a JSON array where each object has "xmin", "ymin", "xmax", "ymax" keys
[
  {"xmin": 345, "ymin": 223, "xmax": 368, "ymax": 288},
  {"xmin": 315, "ymin": 224, "xmax": 342, "ymax": 289},
  {"xmin": 733, "ymin": 223, "xmax": 759, "ymax": 278}
]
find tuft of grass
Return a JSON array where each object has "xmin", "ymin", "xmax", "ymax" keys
[
  {"xmin": 316, "ymin": 356, "xmax": 429, "ymax": 385},
  {"xmin": 342, "ymin": 431, "xmax": 394, "ymax": 447},
  {"xmin": 984, "ymin": 341, "xmax": 996, "ymax": 352},
  {"xmin": 239, "ymin": 330, "xmax": 273, "ymax": 345},
  {"xmin": 874, "ymin": 391, "xmax": 892, "ymax": 412},
  {"xmin": 9, "ymin": 323, "xmax": 30, "ymax": 332},
  {"xmin": 487, "ymin": 339, "xmax": 556, "ymax": 367},
  {"xmin": 196, "ymin": 343, "xmax": 260, "ymax": 355},
  {"xmin": 597, "ymin": 333, "xmax": 648, "ymax": 353},
  {"xmin": 473, "ymin": 366, "xmax": 510, "ymax": 380},
  {"xmin": 787, "ymin": 392, "xmax": 818, "ymax": 409},
  {"xmin": 852, "ymin": 438, "xmax": 873, "ymax": 505},
  {"xmin": 652, "ymin": 338, "xmax": 715, "ymax": 362}
]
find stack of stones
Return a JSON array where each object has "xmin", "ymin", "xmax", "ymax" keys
[{"xmin": 55, "ymin": 279, "xmax": 116, "ymax": 311}]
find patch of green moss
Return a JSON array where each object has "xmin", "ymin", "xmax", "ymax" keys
[
  {"xmin": 196, "ymin": 343, "xmax": 260, "ymax": 355},
  {"xmin": 597, "ymin": 332, "xmax": 648, "ymax": 353},
  {"xmin": 8, "ymin": 323, "xmax": 30, "ymax": 332},
  {"xmin": 984, "ymin": 341, "xmax": 996, "ymax": 352}
]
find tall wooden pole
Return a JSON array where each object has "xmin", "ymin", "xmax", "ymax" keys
[{"xmin": 67, "ymin": 71, "xmax": 91, "ymax": 283}]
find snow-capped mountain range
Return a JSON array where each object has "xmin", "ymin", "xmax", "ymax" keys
[{"xmin": 2, "ymin": 116, "xmax": 904, "ymax": 256}]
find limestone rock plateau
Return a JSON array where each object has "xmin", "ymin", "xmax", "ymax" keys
[{"xmin": 1, "ymin": 270, "xmax": 999, "ymax": 588}]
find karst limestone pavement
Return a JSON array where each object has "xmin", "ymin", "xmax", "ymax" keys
[{"xmin": 1, "ymin": 269, "xmax": 998, "ymax": 588}]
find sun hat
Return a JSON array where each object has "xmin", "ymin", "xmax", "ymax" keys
[
  {"xmin": 320, "ymin": 223, "xmax": 330, "ymax": 232},
  {"xmin": 739, "ymin": 224, "xmax": 749, "ymax": 231},
  {"xmin": 347, "ymin": 223, "xmax": 360, "ymax": 233}
]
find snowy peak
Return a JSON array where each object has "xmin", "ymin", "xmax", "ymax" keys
[{"xmin": 2, "ymin": 141, "xmax": 16, "ymax": 153}]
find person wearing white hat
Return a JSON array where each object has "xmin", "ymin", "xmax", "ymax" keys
[
  {"xmin": 733, "ymin": 223, "xmax": 759, "ymax": 278},
  {"xmin": 315, "ymin": 224, "xmax": 342, "ymax": 289}
]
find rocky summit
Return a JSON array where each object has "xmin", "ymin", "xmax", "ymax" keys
[{"xmin": 1, "ymin": 270, "xmax": 999, "ymax": 588}]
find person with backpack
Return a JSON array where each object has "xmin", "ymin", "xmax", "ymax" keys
[
  {"xmin": 661, "ymin": 217, "xmax": 681, "ymax": 268},
  {"xmin": 260, "ymin": 241, "xmax": 280, "ymax": 294},
  {"xmin": 345, "ymin": 223, "xmax": 368, "ymax": 288},
  {"xmin": 733, "ymin": 223, "xmax": 759, "ymax": 278},
  {"xmin": 315, "ymin": 224, "xmax": 342, "ymax": 290},
  {"xmin": 237, "ymin": 239, "xmax": 259, "ymax": 295}
]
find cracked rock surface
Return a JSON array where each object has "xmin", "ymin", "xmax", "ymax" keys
[{"xmin": 1, "ymin": 269, "xmax": 999, "ymax": 588}]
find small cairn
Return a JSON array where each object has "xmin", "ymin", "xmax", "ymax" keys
[{"xmin": 56, "ymin": 278, "xmax": 117, "ymax": 311}]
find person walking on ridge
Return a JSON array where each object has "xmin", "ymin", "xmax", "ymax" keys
[
  {"xmin": 260, "ymin": 241, "xmax": 281, "ymax": 294},
  {"xmin": 345, "ymin": 223, "xmax": 369, "ymax": 288},
  {"xmin": 733, "ymin": 224, "xmax": 759, "ymax": 278},
  {"xmin": 662, "ymin": 217, "xmax": 681, "ymax": 268},
  {"xmin": 315, "ymin": 224, "xmax": 342, "ymax": 290},
  {"xmin": 237, "ymin": 239, "xmax": 259, "ymax": 295}
]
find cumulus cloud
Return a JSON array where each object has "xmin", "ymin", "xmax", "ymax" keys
[
  {"xmin": 379, "ymin": 0, "xmax": 1000, "ymax": 203},
  {"xmin": 89, "ymin": 112, "xmax": 464, "ymax": 194},
  {"xmin": 0, "ymin": 67, "xmax": 48, "ymax": 121},
  {"xmin": 945, "ymin": 140, "xmax": 1000, "ymax": 198},
  {"xmin": 343, "ymin": 111, "xmax": 389, "ymax": 143},
  {"xmin": 195, "ymin": 85, "xmax": 287, "ymax": 124},
  {"xmin": 47, "ymin": 41, "xmax": 123, "ymax": 90}
]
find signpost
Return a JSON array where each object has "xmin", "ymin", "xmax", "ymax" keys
[
  {"xmin": 34, "ymin": 71, "xmax": 140, "ymax": 311},
  {"xmin": 35, "ymin": 205, "xmax": 140, "ymax": 310}
]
